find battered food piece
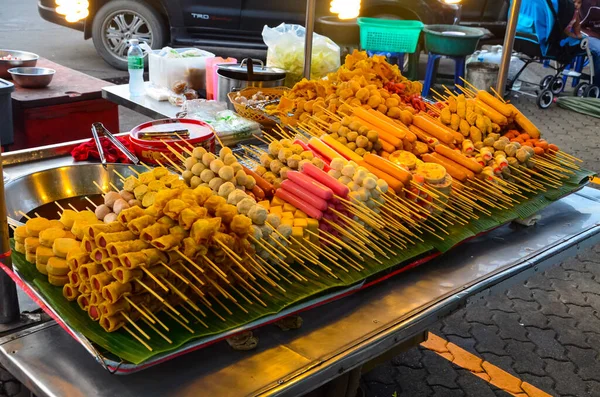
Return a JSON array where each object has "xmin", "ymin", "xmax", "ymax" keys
[
  {"xmin": 215, "ymin": 204, "xmax": 237, "ymax": 224},
  {"xmin": 25, "ymin": 217, "xmax": 51, "ymax": 237},
  {"xmin": 192, "ymin": 186, "xmax": 213, "ymax": 205},
  {"xmin": 35, "ymin": 246, "xmax": 55, "ymax": 265},
  {"xmin": 66, "ymin": 248, "xmax": 89, "ymax": 271},
  {"xmin": 106, "ymin": 240, "xmax": 149, "ymax": 256},
  {"xmin": 14, "ymin": 226, "xmax": 28, "ymax": 244},
  {"xmin": 59, "ymin": 210, "xmax": 78, "ymax": 229},
  {"xmin": 117, "ymin": 206, "xmax": 146, "ymax": 224},
  {"xmin": 91, "ymin": 247, "xmax": 110, "ymax": 264},
  {"xmin": 127, "ymin": 215, "xmax": 157, "ymax": 235},
  {"xmin": 178, "ymin": 207, "xmax": 207, "ymax": 230},
  {"xmin": 101, "ymin": 281, "xmax": 132, "ymax": 303},
  {"xmin": 36, "ymin": 261, "xmax": 48, "ymax": 275},
  {"xmin": 49, "ymin": 220, "xmax": 65, "ymax": 230},
  {"xmin": 77, "ymin": 294, "xmax": 90, "ymax": 311},
  {"xmin": 140, "ymin": 223, "xmax": 170, "ymax": 242},
  {"xmin": 79, "ymin": 262, "xmax": 103, "ymax": 281},
  {"xmin": 141, "ymin": 191, "xmax": 157, "ymax": 208},
  {"xmin": 191, "ymin": 218, "xmax": 221, "ymax": 242},
  {"xmin": 101, "ymin": 258, "xmax": 119, "ymax": 273},
  {"xmin": 152, "ymin": 167, "xmax": 169, "ymax": 179},
  {"xmin": 112, "ymin": 267, "xmax": 143, "ymax": 283},
  {"xmin": 24, "ymin": 237, "xmax": 41, "ymax": 254},
  {"xmin": 95, "ymin": 231, "xmax": 136, "ymax": 248},
  {"xmin": 68, "ymin": 271, "xmax": 81, "ymax": 288},
  {"xmin": 103, "ymin": 213, "xmax": 118, "ymax": 224},
  {"xmin": 230, "ymin": 214, "xmax": 253, "ymax": 236},
  {"xmin": 63, "ymin": 284, "xmax": 80, "ymax": 301},
  {"xmin": 99, "ymin": 314, "xmax": 124, "ymax": 332},
  {"xmin": 204, "ymin": 195, "xmax": 226, "ymax": 215},
  {"xmin": 119, "ymin": 190, "xmax": 135, "ymax": 202},
  {"xmin": 75, "ymin": 211, "xmax": 100, "ymax": 224},
  {"xmin": 99, "ymin": 299, "xmax": 129, "ymax": 317},
  {"xmin": 46, "ymin": 257, "xmax": 69, "ymax": 276},
  {"xmin": 151, "ymin": 234, "xmax": 184, "ymax": 251},
  {"xmin": 72, "ymin": 220, "xmax": 102, "ymax": 240},
  {"xmin": 87, "ymin": 222, "xmax": 126, "ymax": 238},
  {"xmin": 25, "ymin": 252, "xmax": 36, "ymax": 263},
  {"xmin": 48, "ymin": 274, "xmax": 69, "ymax": 287},
  {"xmin": 14, "ymin": 241, "xmax": 25, "ymax": 254},
  {"xmin": 52, "ymin": 237, "xmax": 80, "ymax": 259},
  {"xmin": 157, "ymin": 216, "xmax": 177, "ymax": 227},
  {"xmin": 39, "ymin": 228, "xmax": 67, "ymax": 248},
  {"xmin": 163, "ymin": 199, "xmax": 188, "ymax": 219},
  {"xmin": 133, "ymin": 185, "xmax": 148, "ymax": 200}
]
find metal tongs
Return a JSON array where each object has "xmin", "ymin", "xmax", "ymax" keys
[{"xmin": 91, "ymin": 122, "xmax": 139, "ymax": 168}]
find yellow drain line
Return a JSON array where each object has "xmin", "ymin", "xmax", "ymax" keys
[{"xmin": 420, "ymin": 333, "xmax": 552, "ymax": 397}]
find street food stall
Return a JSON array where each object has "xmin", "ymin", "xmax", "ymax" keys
[{"xmin": 1, "ymin": 0, "xmax": 599, "ymax": 395}]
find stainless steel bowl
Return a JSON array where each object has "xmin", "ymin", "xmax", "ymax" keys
[
  {"xmin": 0, "ymin": 49, "xmax": 39, "ymax": 79},
  {"xmin": 8, "ymin": 67, "xmax": 55, "ymax": 88},
  {"xmin": 4, "ymin": 164, "xmax": 147, "ymax": 221}
]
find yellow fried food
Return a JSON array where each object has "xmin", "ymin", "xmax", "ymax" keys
[
  {"xmin": 117, "ymin": 206, "xmax": 146, "ymax": 225},
  {"xmin": 191, "ymin": 218, "xmax": 221, "ymax": 243},
  {"xmin": 14, "ymin": 226, "xmax": 28, "ymax": 244},
  {"xmin": 127, "ymin": 215, "xmax": 157, "ymax": 235},
  {"xmin": 230, "ymin": 214, "xmax": 253, "ymax": 236},
  {"xmin": 46, "ymin": 257, "xmax": 69, "ymax": 276},
  {"xmin": 39, "ymin": 228, "xmax": 67, "ymax": 248},
  {"xmin": 163, "ymin": 199, "xmax": 188, "ymax": 219},
  {"xmin": 49, "ymin": 220, "xmax": 65, "ymax": 230},
  {"xmin": 14, "ymin": 241, "xmax": 25, "ymax": 254},
  {"xmin": 450, "ymin": 113, "xmax": 460, "ymax": 131},
  {"xmin": 59, "ymin": 209, "xmax": 78, "ymax": 229},
  {"xmin": 25, "ymin": 217, "xmax": 51, "ymax": 237},
  {"xmin": 48, "ymin": 274, "xmax": 69, "ymax": 287},
  {"xmin": 415, "ymin": 163, "xmax": 447, "ymax": 184},
  {"xmin": 53, "ymin": 238, "xmax": 80, "ymax": 258},
  {"xmin": 24, "ymin": 237, "xmax": 41, "ymax": 254},
  {"xmin": 35, "ymin": 246, "xmax": 55, "ymax": 265}
]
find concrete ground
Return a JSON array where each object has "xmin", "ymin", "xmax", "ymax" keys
[{"xmin": 3, "ymin": 2, "xmax": 600, "ymax": 396}]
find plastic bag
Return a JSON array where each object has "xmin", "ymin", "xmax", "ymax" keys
[{"xmin": 262, "ymin": 23, "xmax": 340, "ymax": 86}]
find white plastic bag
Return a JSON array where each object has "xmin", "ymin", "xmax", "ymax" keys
[{"xmin": 262, "ymin": 23, "xmax": 340, "ymax": 86}]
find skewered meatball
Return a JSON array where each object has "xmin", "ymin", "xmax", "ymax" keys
[
  {"xmin": 103, "ymin": 213, "xmax": 118, "ymax": 223},
  {"xmin": 182, "ymin": 170, "xmax": 193, "ymax": 182},
  {"xmin": 247, "ymin": 205, "xmax": 268, "ymax": 225},
  {"xmin": 190, "ymin": 176, "xmax": 202, "ymax": 188},
  {"xmin": 217, "ymin": 181, "xmax": 236, "ymax": 198},
  {"xmin": 255, "ymin": 166, "xmax": 267, "ymax": 176},
  {"xmin": 290, "ymin": 144, "xmax": 304, "ymax": 155},
  {"xmin": 330, "ymin": 158, "xmax": 346, "ymax": 171},
  {"xmin": 231, "ymin": 163, "xmax": 243, "ymax": 174},
  {"xmin": 119, "ymin": 190, "xmax": 134, "ymax": 202},
  {"xmin": 278, "ymin": 148, "xmax": 293, "ymax": 163},
  {"xmin": 266, "ymin": 213, "xmax": 281, "ymax": 229},
  {"xmin": 128, "ymin": 199, "xmax": 142, "ymax": 208},
  {"xmin": 202, "ymin": 152, "xmax": 216, "ymax": 167},
  {"xmin": 223, "ymin": 153, "xmax": 237, "ymax": 166},
  {"xmin": 191, "ymin": 162, "xmax": 206, "ymax": 176},
  {"xmin": 219, "ymin": 147, "xmax": 233, "ymax": 158},
  {"xmin": 95, "ymin": 204, "xmax": 111, "ymax": 220},
  {"xmin": 104, "ymin": 191, "xmax": 121, "ymax": 208},
  {"xmin": 251, "ymin": 225, "xmax": 263, "ymax": 240},
  {"xmin": 208, "ymin": 177, "xmax": 225, "ymax": 192},
  {"xmin": 193, "ymin": 146, "xmax": 207, "ymax": 159},
  {"xmin": 312, "ymin": 157, "xmax": 325, "ymax": 169},
  {"xmin": 184, "ymin": 157, "xmax": 198, "ymax": 170},
  {"xmin": 260, "ymin": 153, "xmax": 272, "ymax": 168},
  {"xmin": 236, "ymin": 198, "xmax": 256, "ymax": 215},
  {"xmin": 234, "ymin": 170, "xmax": 247, "ymax": 187},
  {"xmin": 200, "ymin": 169, "xmax": 215, "ymax": 183},
  {"xmin": 268, "ymin": 142, "xmax": 283, "ymax": 156},
  {"xmin": 244, "ymin": 176, "xmax": 256, "ymax": 190},
  {"xmin": 287, "ymin": 154, "xmax": 302, "ymax": 169},
  {"xmin": 113, "ymin": 199, "xmax": 130, "ymax": 215},
  {"xmin": 218, "ymin": 165, "xmax": 234, "ymax": 181},
  {"xmin": 227, "ymin": 189, "xmax": 248, "ymax": 206},
  {"xmin": 277, "ymin": 224, "xmax": 292, "ymax": 239},
  {"xmin": 210, "ymin": 159, "xmax": 225, "ymax": 174},
  {"xmin": 270, "ymin": 160, "xmax": 283, "ymax": 174}
]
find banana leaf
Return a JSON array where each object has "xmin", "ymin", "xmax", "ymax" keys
[{"xmin": 8, "ymin": 170, "xmax": 595, "ymax": 366}]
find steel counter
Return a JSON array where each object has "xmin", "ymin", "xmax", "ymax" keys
[{"xmin": 0, "ymin": 157, "xmax": 599, "ymax": 397}]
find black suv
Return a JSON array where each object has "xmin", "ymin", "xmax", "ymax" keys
[{"xmin": 38, "ymin": 0, "xmax": 509, "ymax": 70}]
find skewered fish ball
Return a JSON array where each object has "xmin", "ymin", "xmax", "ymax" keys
[
  {"xmin": 219, "ymin": 147, "xmax": 233, "ymax": 158},
  {"xmin": 290, "ymin": 144, "xmax": 303, "ymax": 155},
  {"xmin": 248, "ymin": 204, "xmax": 268, "ymax": 225},
  {"xmin": 95, "ymin": 204, "xmax": 111, "ymax": 220},
  {"xmin": 255, "ymin": 166, "xmax": 267, "ymax": 176},
  {"xmin": 128, "ymin": 199, "xmax": 142, "ymax": 208},
  {"xmin": 277, "ymin": 224, "xmax": 292, "ymax": 239},
  {"xmin": 209, "ymin": 159, "xmax": 224, "ymax": 174},
  {"xmin": 347, "ymin": 142, "xmax": 357, "ymax": 151},
  {"xmin": 268, "ymin": 142, "xmax": 283, "ymax": 156},
  {"xmin": 138, "ymin": 172, "xmax": 155, "ymax": 185},
  {"xmin": 237, "ymin": 198, "xmax": 256, "ymax": 215},
  {"xmin": 244, "ymin": 176, "xmax": 256, "ymax": 190},
  {"xmin": 287, "ymin": 154, "xmax": 302, "ymax": 169},
  {"xmin": 363, "ymin": 177, "xmax": 377, "ymax": 190},
  {"xmin": 235, "ymin": 170, "xmax": 247, "ymax": 186},
  {"xmin": 328, "ymin": 169, "xmax": 342, "ymax": 179},
  {"xmin": 300, "ymin": 151, "xmax": 314, "ymax": 161},
  {"xmin": 119, "ymin": 190, "xmax": 134, "ymax": 202},
  {"xmin": 278, "ymin": 148, "xmax": 293, "ymax": 163},
  {"xmin": 223, "ymin": 153, "xmax": 237, "ymax": 166},
  {"xmin": 251, "ymin": 225, "xmax": 263, "ymax": 240},
  {"xmin": 270, "ymin": 160, "xmax": 283, "ymax": 174},
  {"xmin": 202, "ymin": 152, "xmax": 216, "ymax": 167},
  {"xmin": 339, "ymin": 176, "xmax": 352, "ymax": 185},
  {"xmin": 199, "ymin": 169, "xmax": 215, "ymax": 183},
  {"xmin": 311, "ymin": 157, "xmax": 325, "ymax": 169},
  {"xmin": 218, "ymin": 165, "xmax": 234, "ymax": 181},
  {"xmin": 376, "ymin": 179, "xmax": 389, "ymax": 193},
  {"xmin": 217, "ymin": 181, "xmax": 236, "ymax": 198},
  {"xmin": 260, "ymin": 153, "xmax": 272, "ymax": 168},
  {"xmin": 113, "ymin": 199, "xmax": 130, "ymax": 215},
  {"xmin": 191, "ymin": 162, "xmax": 206, "ymax": 176},
  {"xmin": 104, "ymin": 191, "xmax": 121, "ymax": 208},
  {"xmin": 208, "ymin": 177, "xmax": 225, "ymax": 192},
  {"xmin": 123, "ymin": 176, "xmax": 140, "ymax": 192},
  {"xmin": 228, "ymin": 190, "xmax": 248, "ymax": 205},
  {"xmin": 192, "ymin": 146, "xmax": 207, "ymax": 159},
  {"xmin": 342, "ymin": 164, "xmax": 355, "ymax": 177},
  {"xmin": 266, "ymin": 213, "xmax": 281, "ymax": 229},
  {"xmin": 356, "ymin": 135, "xmax": 369, "ymax": 149},
  {"xmin": 190, "ymin": 176, "xmax": 202, "ymax": 188},
  {"xmin": 103, "ymin": 213, "xmax": 118, "ymax": 223},
  {"xmin": 184, "ymin": 157, "xmax": 198, "ymax": 170},
  {"xmin": 182, "ymin": 170, "xmax": 193, "ymax": 182},
  {"xmin": 232, "ymin": 163, "xmax": 243, "ymax": 174}
]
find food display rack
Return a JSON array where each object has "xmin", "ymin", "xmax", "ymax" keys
[{"xmin": 1, "ymin": 141, "xmax": 600, "ymax": 396}]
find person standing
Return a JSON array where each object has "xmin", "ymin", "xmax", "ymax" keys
[{"xmin": 580, "ymin": 0, "xmax": 600, "ymax": 84}]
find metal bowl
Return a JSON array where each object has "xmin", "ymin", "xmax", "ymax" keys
[
  {"xmin": 7, "ymin": 67, "xmax": 55, "ymax": 88},
  {"xmin": 4, "ymin": 164, "xmax": 147, "ymax": 222},
  {"xmin": 0, "ymin": 49, "xmax": 39, "ymax": 79}
]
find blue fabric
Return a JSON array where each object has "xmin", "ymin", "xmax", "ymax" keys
[
  {"xmin": 514, "ymin": 0, "xmax": 580, "ymax": 55},
  {"xmin": 587, "ymin": 36, "xmax": 600, "ymax": 84}
]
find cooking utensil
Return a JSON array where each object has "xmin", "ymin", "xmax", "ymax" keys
[
  {"xmin": 0, "ymin": 50, "xmax": 38, "ymax": 79},
  {"xmin": 91, "ymin": 123, "xmax": 140, "ymax": 167},
  {"xmin": 217, "ymin": 58, "xmax": 286, "ymax": 108},
  {"xmin": 7, "ymin": 67, "xmax": 54, "ymax": 88}
]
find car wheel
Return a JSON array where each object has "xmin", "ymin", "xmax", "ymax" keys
[
  {"xmin": 537, "ymin": 89, "xmax": 554, "ymax": 109},
  {"xmin": 92, "ymin": 0, "xmax": 167, "ymax": 70}
]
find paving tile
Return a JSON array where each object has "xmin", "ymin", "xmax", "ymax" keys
[
  {"xmin": 422, "ymin": 350, "xmax": 460, "ymax": 389},
  {"xmin": 464, "ymin": 305, "xmax": 495, "ymax": 325},
  {"xmin": 544, "ymin": 360, "xmax": 588, "ymax": 397},
  {"xmin": 446, "ymin": 342, "xmax": 483, "ymax": 373},
  {"xmin": 507, "ymin": 285, "xmax": 535, "ymax": 301},
  {"xmin": 391, "ymin": 346, "xmax": 424, "ymax": 369},
  {"xmin": 524, "ymin": 273, "xmax": 555, "ymax": 291},
  {"xmin": 531, "ymin": 290, "xmax": 571, "ymax": 319},
  {"xmin": 363, "ymin": 364, "xmax": 397, "ymax": 385},
  {"xmin": 565, "ymin": 345, "xmax": 600, "ymax": 382},
  {"xmin": 485, "ymin": 294, "xmax": 515, "ymax": 313},
  {"xmin": 441, "ymin": 310, "xmax": 471, "ymax": 338},
  {"xmin": 421, "ymin": 333, "xmax": 449, "ymax": 354},
  {"xmin": 550, "ymin": 279, "xmax": 589, "ymax": 306},
  {"xmin": 492, "ymin": 312, "xmax": 529, "ymax": 342},
  {"xmin": 519, "ymin": 374, "xmax": 557, "ymax": 397},
  {"xmin": 455, "ymin": 369, "xmax": 499, "ymax": 397},
  {"xmin": 526, "ymin": 327, "xmax": 567, "ymax": 361},
  {"xmin": 577, "ymin": 250, "xmax": 600, "ymax": 264},
  {"xmin": 566, "ymin": 270, "xmax": 600, "ymax": 294},
  {"xmin": 430, "ymin": 385, "xmax": 464, "ymax": 397},
  {"xmin": 445, "ymin": 335, "xmax": 478, "ymax": 356},
  {"xmin": 521, "ymin": 382, "xmax": 553, "ymax": 397},
  {"xmin": 480, "ymin": 353, "xmax": 519, "ymax": 378},
  {"xmin": 482, "ymin": 361, "xmax": 523, "ymax": 395},
  {"xmin": 470, "ymin": 324, "xmax": 508, "ymax": 356},
  {"xmin": 559, "ymin": 257, "xmax": 589, "ymax": 273},
  {"xmin": 546, "ymin": 315, "xmax": 589, "ymax": 349},
  {"xmin": 363, "ymin": 381, "xmax": 400, "ymax": 397},
  {"xmin": 567, "ymin": 304, "xmax": 600, "ymax": 332},
  {"xmin": 505, "ymin": 340, "xmax": 546, "ymax": 377},
  {"xmin": 583, "ymin": 292, "xmax": 600, "ymax": 312},
  {"xmin": 394, "ymin": 367, "xmax": 432, "ymax": 397}
]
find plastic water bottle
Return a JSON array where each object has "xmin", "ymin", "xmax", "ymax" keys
[{"xmin": 128, "ymin": 39, "xmax": 145, "ymax": 96}]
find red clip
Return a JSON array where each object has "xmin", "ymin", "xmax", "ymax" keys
[{"xmin": 0, "ymin": 250, "xmax": 12, "ymax": 259}]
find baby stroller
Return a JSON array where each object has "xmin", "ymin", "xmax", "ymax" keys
[{"xmin": 507, "ymin": 0, "xmax": 596, "ymax": 108}]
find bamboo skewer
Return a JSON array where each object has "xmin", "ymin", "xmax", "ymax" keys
[
  {"xmin": 141, "ymin": 304, "xmax": 170, "ymax": 331},
  {"xmin": 123, "ymin": 296, "xmax": 156, "ymax": 324},
  {"xmin": 142, "ymin": 318, "xmax": 172, "ymax": 343},
  {"xmin": 123, "ymin": 325, "xmax": 153, "ymax": 351},
  {"xmin": 122, "ymin": 312, "xmax": 151, "ymax": 340}
]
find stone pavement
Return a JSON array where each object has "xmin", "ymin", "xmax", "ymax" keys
[{"xmin": 363, "ymin": 92, "xmax": 600, "ymax": 397}]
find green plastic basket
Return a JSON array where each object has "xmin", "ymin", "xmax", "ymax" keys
[{"xmin": 357, "ymin": 18, "xmax": 424, "ymax": 53}]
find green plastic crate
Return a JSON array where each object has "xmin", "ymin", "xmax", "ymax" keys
[{"xmin": 357, "ymin": 18, "xmax": 424, "ymax": 53}]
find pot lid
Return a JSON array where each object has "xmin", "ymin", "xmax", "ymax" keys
[{"xmin": 218, "ymin": 58, "xmax": 286, "ymax": 80}]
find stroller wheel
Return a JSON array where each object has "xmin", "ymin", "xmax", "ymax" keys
[
  {"xmin": 573, "ymin": 82, "xmax": 590, "ymax": 97},
  {"xmin": 550, "ymin": 77, "xmax": 565, "ymax": 95},
  {"xmin": 584, "ymin": 85, "xmax": 600, "ymax": 98},
  {"xmin": 537, "ymin": 89, "xmax": 554, "ymax": 109},
  {"xmin": 540, "ymin": 75, "xmax": 553, "ymax": 90}
]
